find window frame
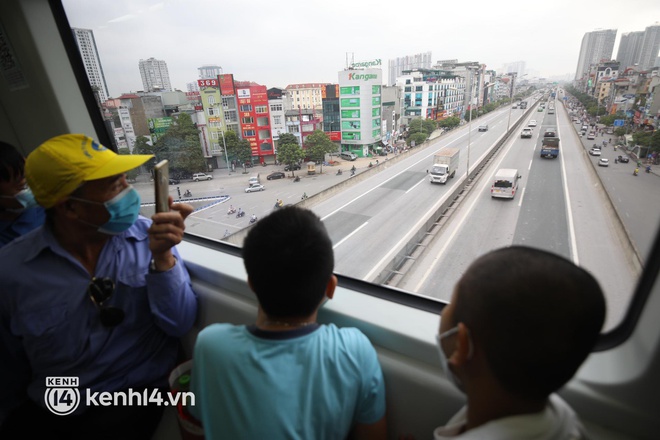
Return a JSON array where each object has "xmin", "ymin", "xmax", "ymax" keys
[{"xmin": 50, "ymin": 0, "xmax": 655, "ymax": 351}]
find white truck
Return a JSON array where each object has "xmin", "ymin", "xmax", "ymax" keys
[{"xmin": 429, "ymin": 148, "xmax": 460, "ymax": 184}]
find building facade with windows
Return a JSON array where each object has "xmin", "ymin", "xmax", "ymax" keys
[
  {"xmin": 338, "ymin": 68, "xmax": 382, "ymax": 157},
  {"xmin": 396, "ymin": 69, "xmax": 465, "ymax": 126},
  {"xmin": 235, "ymin": 81, "xmax": 274, "ymax": 163},
  {"xmin": 71, "ymin": 28, "xmax": 110, "ymax": 103},
  {"xmin": 284, "ymin": 83, "xmax": 324, "ymax": 115},
  {"xmin": 139, "ymin": 57, "xmax": 173, "ymax": 92},
  {"xmin": 575, "ymin": 29, "xmax": 617, "ymax": 81},
  {"xmin": 267, "ymin": 88, "xmax": 286, "ymax": 153},
  {"xmin": 638, "ymin": 23, "xmax": 660, "ymax": 71},
  {"xmin": 388, "ymin": 52, "xmax": 433, "ymax": 86}
]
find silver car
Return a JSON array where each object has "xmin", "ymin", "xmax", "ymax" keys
[{"xmin": 245, "ymin": 184, "xmax": 265, "ymax": 193}]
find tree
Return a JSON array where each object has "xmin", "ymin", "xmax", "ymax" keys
[
  {"xmin": 132, "ymin": 136, "xmax": 159, "ymax": 174},
  {"xmin": 437, "ymin": 116, "xmax": 460, "ymax": 130},
  {"xmin": 277, "ymin": 141, "xmax": 305, "ymax": 177},
  {"xmin": 464, "ymin": 109, "xmax": 478, "ymax": 122},
  {"xmin": 408, "ymin": 132, "xmax": 428, "ymax": 147},
  {"xmin": 117, "ymin": 147, "xmax": 140, "ymax": 182},
  {"xmin": 152, "ymin": 112, "xmax": 206, "ymax": 177},
  {"xmin": 224, "ymin": 130, "xmax": 252, "ymax": 170},
  {"xmin": 408, "ymin": 118, "xmax": 425, "ymax": 135},
  {"xmin": 422, "ymin": 119, "xmax": 437, "ymax": 135},
  {"xmin": 278, "ymin": 133, "xmax": 299, "ymax": 149},
  {"xmin": 304, "ymin": 130, "xmax": 336, "ymax": 173}
]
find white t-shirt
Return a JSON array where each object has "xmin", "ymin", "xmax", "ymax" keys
[{"xmin": 434, "ymin": 394, "xmax": 586, "ymax": 440}]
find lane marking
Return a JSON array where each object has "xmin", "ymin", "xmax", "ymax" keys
[
  {"xmin": 518, "ymin": 187, "xmax": 526, "ymax": 207},
  {"xmin": 411, "ymin": 129, "xmax": 523, "ymax": 290},
  {"xmin": 406, "ymin": 177, "xmax": 428, "ymax": 194},
  {"xmin": 333, "ymin": 222, "xmax": 368, "ymax": 249}
]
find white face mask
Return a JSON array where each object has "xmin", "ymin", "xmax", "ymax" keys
[{"xmin": 435, "ymin": 326, "xmax": 473, "ymax": 393}]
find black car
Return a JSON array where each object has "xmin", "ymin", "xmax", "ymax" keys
[
  {"xmin": 267, "ymin": 172, "xmax": 285, "ymax": 180},
  {"xmin": 284, "ymin": 163, "xmax": 301, "ymax": 171},
  {"xmin": 168, "ymin": 178, "xmax": 180, "ymax": 185},
  {"xmin": 618, "ymin": 155, "xmax": 630, "ymax": 163}
]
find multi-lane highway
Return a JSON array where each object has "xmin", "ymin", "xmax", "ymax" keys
[{"xmin": 133, "ymin": 90, "xmax": 656, "ymax": 330}]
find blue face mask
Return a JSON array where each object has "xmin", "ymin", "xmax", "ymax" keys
[
  {"xmin": 0, "ymin": 188, "xmax": 39, "ymax": 213},
  {"xmin": 435, "ymin": 326, "xmax": 474, "ymax": 393},
  {"xmin": 72, "ymin": 186, "xmax": 141, "ymax": 235}
]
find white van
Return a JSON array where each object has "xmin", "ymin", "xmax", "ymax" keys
[
  {"xmin": 340, "ymin": 151, "xmax": 357, "ymax": 161},
  {"xmin": 491, "ymin": 168, "xmax": 521, "ymax": 199}
]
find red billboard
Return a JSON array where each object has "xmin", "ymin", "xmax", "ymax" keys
[{"xmin": 219, "ymin": 74, "xmax": 235, "ymax": 96}]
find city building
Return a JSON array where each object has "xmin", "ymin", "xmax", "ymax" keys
[
  {"xmin": 574, "ymin": 29, "xmax": 617, "ymax": 81},
  {"xmin": 321, "ymin": 84, "xmax": 341, "ymax": 146},
  {"xmin": 234, "ymin": 81, "xmax": 274, "ymax": 164},
  {"xmin": 338, "ymin": 66, "xmax": 383, "ymax": 157},
  {"xmin": 71, "ymin": 28, "xmax": 110, "ymax": 103},
  {"xmin": 197, "ymin": 75, "xmax": 231, "ymax": 168},
  {"xmin": 617, "ymin": 31, "xmax": 645, "ymax": 71},
  {"xmin": 396, "ymin": 69, "xmax": 466, "ymax": 125},
  {"xmin": 139, "ymin": 57, "xmax": 172, "ymax": 92},
  {"xmin": 267, "ymin": 88, "xmax": 286, "ymax": 152},
  {"xmin": 284, "ymin": 107, "xmax": 323, "ymax": 150},
  {"xmin": 284, "ymin": 83, "xmax": 325, "ymax": 117},
  {"xmin": 638, "ymin": 23, "xmax": 660, "ymax": 71},
  {"xmin": 500, "ymin": 61, "xmax": 526, "ymax": 78},
  {"xmin": 388, "ymin": 52, "xmax": 433, "ymax": 86},
  {"xmin": 198, "ymin": 65, "xmax": 223, "ymax": 80}
]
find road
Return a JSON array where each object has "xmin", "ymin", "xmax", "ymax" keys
[
  {"xmin": 133, "ymin": 91, "xmax": 656, "ymax": 330},
  {"xmin": 397, "ymin": 94, "xmax": 640, "ymax": 330}
]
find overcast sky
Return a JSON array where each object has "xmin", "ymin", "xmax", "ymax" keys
[{"xmin": 61, "ymin": 0, "xmax": 659, "ymax": 98}]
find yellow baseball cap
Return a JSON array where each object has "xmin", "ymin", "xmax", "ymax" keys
[{"xmin": 25, "ymin": 134, "xmax": 153, "ymax": 208}]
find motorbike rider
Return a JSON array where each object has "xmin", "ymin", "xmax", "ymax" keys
[
  {"xmin": 250, "ymin": 214, "xmax": 257, "ymax": 223},
  {"xmin": 646, "ymin": 165, "xmax": 651, "ymax": 173},
  {"xmin": 184, "ymin": 189, "xmax": 192, "ymax": 197},
  {"xmin": 634, "ymin": 168, "xmax": 639, "ymax": 176},
  {"xmin": 228, "ymin": 204, "xmax": 235, "ymax": 214},
  {"xmin": 237, "ymin": 207, "xmax": 244, "ymax": 217}
]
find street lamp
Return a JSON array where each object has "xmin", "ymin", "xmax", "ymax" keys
[
  {"xmin": 466, "ymin": 67, "xmax": 477, "ymax": 181},
  {"xmin": 219, "ymin": 128, "xmax": 230, "ymax": 173},
  {"xmin": 506, "ymin": 73, "xmax": 528, "ymax": 131}
]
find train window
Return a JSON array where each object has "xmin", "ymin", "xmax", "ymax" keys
[{"xmin": 58, "ymin": 0, "xmax": 656, "ymax": 337}]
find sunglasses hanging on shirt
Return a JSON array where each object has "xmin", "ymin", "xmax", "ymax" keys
[{"xmin": 87, "ymin": 277, "xmax": 125, "ymax": 327}]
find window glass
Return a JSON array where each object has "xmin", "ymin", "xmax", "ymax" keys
[{"xmin": 60, "ymin": 0, "xmax": 652, "ymax": 333}]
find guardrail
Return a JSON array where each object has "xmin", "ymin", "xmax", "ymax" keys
[{"xmin": 380, "ymin": 99, "xmax": 541, "ymax": 287}]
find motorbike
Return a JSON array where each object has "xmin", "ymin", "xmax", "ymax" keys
[
  {"xmin": 336, "ymin": 169, "xmax": 343, "ymax": 175},
  {"xmin": 236, "ymin": 210, "xmax": 245, "ymax": 218},
  {"xmin": 274, "ymin": 200, "xmax": 283, "ymax": 209},
  {"xmin": 646, "ymin": 166, "xmax": 651, "ymax": 174},
  {"xmin": 183, "ymin": 190, "xmax": 192, "ymax": 197},
  {"xmin": 249, "ymin": 215, "xmax": 257, "ymax": 224},
  {"xmin": 301, "ymin": 193, "xmax": 308, "ymax": 200},
  {"xmin": 293, "ymin": 176, "xmax": 300, "ymax": 182},
  {"xmin": 227, "ymin": 207, "xmax": 236, "ymax": 215},
  {"xmin": 634, "ymin": 169, "xmax": 639, "ymax": 176}
]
